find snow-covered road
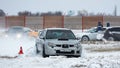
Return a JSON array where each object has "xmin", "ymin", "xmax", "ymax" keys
[
  {"xmin": 0, "ymin": 52, "xmax": 120, "ymax": 68},
  {"xmin": 0, "ymin": 36, "xmax": 120, "ymax": 68},
  {"xmin": 0, "ymin": 29, "xmax": 120, "ymax": 68}
]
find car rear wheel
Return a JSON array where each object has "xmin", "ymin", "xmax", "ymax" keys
[
  {"xmin": 108, "ymin": 36, "xmax": 114, "ymax": 41},
  {"xmin": 81, "ymin": 36, "xmax": 89, "ymax": 42}
]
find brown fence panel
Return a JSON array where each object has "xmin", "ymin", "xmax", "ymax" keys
[
  {"xmin": 43, "ymin": 16, "xmax": 64, "ymax": 28},
  {"xmin": 64, "ymin": 16, "xmax": 82, "ymax": 29},
  {"xmin": 1, "ymin": 16, "xmax": 120, "ymax": 30},
  {"xmin": 26, "ymin": 16, "xmax": 43, "ymax": 30},
  {"xmin": 103, "ymin": 16, "xmax": 120, "ymax": 26},
  {"xmin": 0, "ymin": 17, "xmax": 5, "ymax": 28},
  {"xmin": 6, "ymin": 16, "xmax": 25, "ymax": 28},
  {"xmin": 82, "ymin": 16, "xmax": 103, "ymax": 30}
]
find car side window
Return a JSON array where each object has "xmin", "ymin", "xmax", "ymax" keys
[{"xmin": 110, "ymin": 28, "xmax": 120, "ymax": 32}]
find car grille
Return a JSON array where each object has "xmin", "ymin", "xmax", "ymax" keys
[
  {"xmin": 62, "ymin": 44, "xmax": 69, "ymax": 48},
  {"xmin": 56, "ymin": 50, "xmax": 74, "ymax": 54},
  {"xmin": 56, "ymin": 44, "xmax": 74, "ymax": 48}
]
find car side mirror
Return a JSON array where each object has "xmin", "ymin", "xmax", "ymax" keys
[{"xmin": 39, "ymin": 36, "xmax": 45, "ymax": 39}]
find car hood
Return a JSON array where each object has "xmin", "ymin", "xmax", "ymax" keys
[{"xmin": 45, "ymin": 39, "xmax": 80, "ymax": 44}]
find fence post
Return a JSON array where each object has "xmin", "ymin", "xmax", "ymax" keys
[
  {"xmin": 62, "ymin": 16, "xmax": 64, "ymax": 28},
  {"xmin": 102, "ymin": 16, "xmax": 104, "ymax": 26},
  {"xmin": 43, "ymin": 16, "xmax": 45, "ymax": 29},
  {"xmin": 23, "ymin": 16, "xmax": 26, "ymax": 27},
  {"xmin": 5, "ymin": 16, "xmax": 7, "ymax": 28},
  {"xmin": 82, "ymin": 16, "xmax": 84, "ymax": 32}
]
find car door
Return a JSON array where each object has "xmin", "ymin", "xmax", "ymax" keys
[
  {"xmin": 112, "ymin": 28, "xmax": 120, "ymax": 40},
  {"xmin": 89, "ymin": 28, "xmax": 98, "ymax": 40}
]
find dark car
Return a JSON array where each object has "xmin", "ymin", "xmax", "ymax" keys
[{"xmin": 103, "ymin": 26, "xmax": 120, "ymax": 41}]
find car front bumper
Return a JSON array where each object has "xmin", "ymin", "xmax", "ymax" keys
[{"xmin": 45, "ymin": 45, "xmax": 82, "ymax": 56}]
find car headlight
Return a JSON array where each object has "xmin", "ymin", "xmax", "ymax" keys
[
  {"xmin": 16, "ymin": 34, "xmax": 22, "ymax": 38},
  {"xmin": 5, "ymin": 34, "xmax": 8, "ymax": 38},
  {"xmin": 75, "ymin": 42, "xmax": 81, "ymax": 48},
  {"xmin": 48, "ymin": 42, "xmax": 55, "ymax": 47}
]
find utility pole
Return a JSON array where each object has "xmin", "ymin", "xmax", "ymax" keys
[{"xmin": 114, "ymin": 5, "xmax": 117, "ymax": 16}]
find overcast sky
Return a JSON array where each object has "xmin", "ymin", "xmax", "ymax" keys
[{"xmin": 0, "ymin": 0, "xmax": 120, "ymax": 15}]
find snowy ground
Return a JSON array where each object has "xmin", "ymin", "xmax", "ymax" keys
[{"xmin": 0, "ymin": 30, "xmax": 120, "ymax": 68}]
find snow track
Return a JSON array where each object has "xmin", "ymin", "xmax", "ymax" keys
[{"xmin": 0, "ymin": 31, "xmax": 120, "ymax": 68}]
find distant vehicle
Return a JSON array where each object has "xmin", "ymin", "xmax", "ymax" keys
[
  {"xmin": 0, "ymin": 28, "xmax": 6, "ymax": 37},
  {"xmin": 75, "ymin": 27, "xmax": 107, "ymax": 42},
  {"xmin": 5, "ymin": 26, "xmax": 33, "ymax": 38},
  {"xmin": 35, "ymin": 28, "xmax": 82, "ymax": 57},
  {"xmin": 103, "ymin": 26, "xmax": 120, "ymax": 41}
]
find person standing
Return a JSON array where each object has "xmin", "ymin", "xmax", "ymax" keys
[
  {"xmin": 97, "ymin": 21, "xmax": 103, "ymax": 32},
  {"xmin": 106, "ymin": 22, "xmax": 110, "ymax": 27}
]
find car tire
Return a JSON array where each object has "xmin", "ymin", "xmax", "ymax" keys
[
  {"xmin": 108, "ymin": 36, "xmax": 114, "ymax": 41},
  {"xmin": 74, "ymin": 55, "xmax": 81, "ymax": 57},
  {"xmin": 42, "ymin": 45, "xmax": 49, "ymax": 58},
  {"xmin": 36, "ymin": 44, "xmax": 40, "ymax": 54},
  {"xmin": 81, "ymin": 36, "xmax": 89, "ymax": 42}
]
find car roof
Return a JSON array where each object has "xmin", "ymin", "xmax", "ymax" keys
[
  {"xmin": 106, "ymin": 26, "xmax": 120, "ymax": 29},
  {"xmin": 45, "ymin": 28, "xmax": 70, "ymax": 30}
]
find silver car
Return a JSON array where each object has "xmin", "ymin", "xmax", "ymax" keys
[{"xmin": 35, "ymin": 28, "xmax": 82, "ymax": 57}]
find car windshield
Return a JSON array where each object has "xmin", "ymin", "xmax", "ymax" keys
[
  {"xmin": 7, "ymin": 27, "xmax": 24, "ymax": 33},
  {"xmin": 46, "ymin": 30, "xmax": 76, "ymax": 39}
]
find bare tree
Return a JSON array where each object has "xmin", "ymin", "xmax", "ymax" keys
[
  {"xmin": 0, "ymin": 9, "xmax": 6, "ymax": 16},
  {"xmin": 77, "ymin": 10, "xmax": 88, "ymax": 16},
  {"xmin": 18, "ymin": 11, "xmax": 32, "ymax": 16},
  {"xmin": 41, "ymin": 11, "xmax": 62, "ymax": 16}
]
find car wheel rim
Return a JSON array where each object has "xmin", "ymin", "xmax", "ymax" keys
[
  {"xmin": 108, "ymin": 37, "xmax": 114, "ymax": 41},
  {"xmin": 82, "ymin": 37, "xmax": 89, "ymax": 41}
]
